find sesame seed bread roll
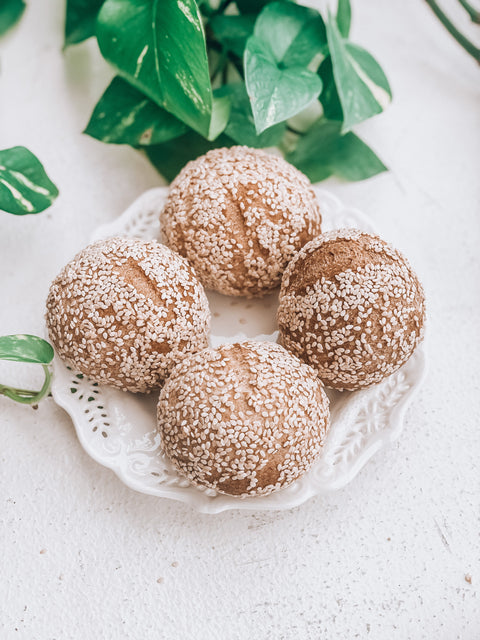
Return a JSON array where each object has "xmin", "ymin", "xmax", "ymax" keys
[
  {"xmin": 46, "ymin": 237, "xmax": 210, "ymax": 393},
  {"xmin": 277, "ymin": 229, "xmax": 426, "ymax": 391},
  {"xmin": 160, "ymin": 146, "xmax": 322, "ymax": 298},
  {"xmin": 157, "ymin": 341, "xmax": 330, "ymax": 497}
]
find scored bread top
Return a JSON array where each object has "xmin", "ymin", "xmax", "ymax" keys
[
  {"xmin": 160, "ymin": 146, "xmax": 322, "ymax": 297},
  {"xmin": 46, "ymin": 236, "xmax": 210, "ymax": 393},
  {"xmin": 278, "ymin": 229, "xmax": 426, "ymax": 390},
  {"xmin": 157, "ymin": 340, "xmax": 330, "ymax": 497}
]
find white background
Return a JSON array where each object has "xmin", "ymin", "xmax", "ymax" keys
[{"xmin": 1, "ymin": 0, "xmax": 479, "ymax": 638}]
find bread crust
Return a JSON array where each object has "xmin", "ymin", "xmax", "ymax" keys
[
  {"xmin": 160, "ymin": 146, "xmax": 322, "ymax": 298},
  {"xmin": 157, "ymin": 341, "xmax": 330, "ymax": 497},
  {"xmin": 278, "ymin": 229, "xmax": 426, "ymax": 390},
  {"xmin": 46, "ymin": 237, "xmax": 210, "ymax": 393}
]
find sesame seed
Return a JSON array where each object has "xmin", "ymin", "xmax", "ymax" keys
[
  {"xmin": 277, "ymin": 229, "xmax": 426, "ymax": 391},
  {"xmin": 46, "ymin": 237, "xmax": 210, "ymax": 393},
  {"xmin": 160, "ymin": 147, "xmax": 322, "ymax": 298},
  {"xmin": 157, "ymin": 341, "xmax": 330, "ymax": 498}
]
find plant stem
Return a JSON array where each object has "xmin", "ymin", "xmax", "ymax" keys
[
  {"xmin": 424, "ymin": 0, "xmax": 480, "ymax": 62},
  {"xmin": 458, "ymin": 0, "xmax": 480, "ymax": 24},
  {"xmin": 0, "ymin": 364, "xmax": 52, "ymax": 405},
  {"xmin": 287, "ymin": 125, "xmax": 304, "ymax": 136}
]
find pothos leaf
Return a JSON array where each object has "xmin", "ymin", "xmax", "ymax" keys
[
  {"xmin": 235, "ymin": 0, "xmax": 295, "ymax": 15},
  {"xmin": 217, "ymin": 83, "xmax": 286, "ymax": 148},
  {"xmin": 253, "ymin": 2, "xmax": 327, "ymax": 68},
  {"xmin": 245, "ymin": 38, "xmax": 322, "ymax": 135},
  {"xmin": 0, "ymin": 147, "xmax": 59, "ymax": 215},
  {"xmin": 235, "ymin": 0, "xmax": 272, "ymax": 15},
  {"xmin": 146, "ymin": 131, "xmax": 234, "ymax": 182},
  {"xmin": 65, "ymin": 0, "xmax": 105, "ymax": 46},
  {"xmin": 208, "ymin": 95, "xmax": 231, "ymax": 141},
  {"xmin": 245, "ymin": 2, "xmax": 326, "ymax": 133},
  {"xmin": 0, "ymin": 335, "xmax": 54, "ymax": 405},
  {"xmin": 287, "ymin": 118, "xmax": 387, "ymax": 182},
  {"xmin": 209, "ymin": 14, "xmax": 256, "ymax": 58},
  {"xmin": 318, "ymin": 55, "xmax": 343, "ymax": 121},
  {"xmin": 326, "ymin": 12, "xmax": 392, "ymax": 132},
  {"xmin": 0, "ymin": 335, "xmax": 54, "ymax": 364},
  {"xmin": 0, "ymin": 0, "xmax": 25, "ymax": 37},
  {"xmin": 84, "ymin": 76, "xmax": 187, "ymax": 146},
  {"xmin": 336, "ymin": 0, "xmax": 351, "ymax": 38},
  {"xmin": 97, "ymin": 0, "xmax": 212, "ymax": 137}
]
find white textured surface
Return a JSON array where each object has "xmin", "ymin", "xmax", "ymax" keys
[{"xmin": 0, "ymin": 0, "xmax": 479, "ymax": 638}]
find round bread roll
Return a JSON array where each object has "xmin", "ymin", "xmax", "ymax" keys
[
  {"xmin": 160, "ymin": 146, "xmax": 322, "ymax": 298},
  {"xmin": 277, "ymin": 229, "xmax": 426, "ymax": 390},
  {"xmin": 157, "ymin": 341, "xmax": 329, "ymax": 497},
  {"xmin": 46, "ymin": 237, "xmax": 210, "ymax": 393}
]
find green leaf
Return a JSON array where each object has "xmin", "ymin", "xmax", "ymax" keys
[
  {"xmin": 253, "ymin": 2, "xmax": 327, "ymax": 68},
  {"xmin": 0, "ymin": 147, "xmax": 59, "ymax": 215},
  {"xmin": 65, "ymin": 0, "xmax": 105, "ymax": 46},
  {"xmin": 97, "ymin": 0, "xmax": 213, "ymax": 137},
  {"xmin": 235, "ymin": 0, "xmax": 295, "ymax": 15},
  {"xmin": 235, "ymin": 0, "xmax": 271, "ymax": 14},
  {"xmin": 84, "ymin": 76, "xmax": 187, "ymax": 146},
  {"xmin": 287, "ymin": 119, "xmax": 387, "ymax": 182},
  {"xmin": 318, "ymin": 56, "xmax": 343, "ymax": 121},
  {"xmin": 336, "ymin": 0, "xmax": 351, "ymax": 38},
  {"xmin": 244, "ymin": 2, "xmax": 326, "ymax": 133},
  {"xmin": 0, "ymin": 0, "xmax": 25, "ymax": 36},
  {"xmin": 209, "ymin": 14, "xmax": 255, "ymax": 58},
  {"xmin": 346, "ymin": 42, "xmax": 392, "ymax": 98},
  {"xmin": 197, "ymin": 0, "xmax": 213, "ymax": 13},
  {"xmin": 208, "ymin": 95, "xmax": 231, "ymax": 141},
  {"xmin": 218, "ymin": 83, "xmax": 286, "ymax": 147},
  {"xmin": 0, "ymin": 335, "xmax": 54, "ymax": 405},
  {"xmin": 245, "ymin": 37, "xmax": 322, "ymax": 134},
  {"xmin": 0, "ymin": 335, "xmax": 54, "ymax": 365},
  {"xmin": 326, "ymin": 12, "xmax": 392, "ymax": 132},
  {"xmin": 146, "ymin": 131, "xmax": 234, "ymax": 182}
]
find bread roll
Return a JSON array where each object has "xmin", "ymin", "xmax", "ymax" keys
[
  {"xmin": 46, "ymin": 237, "xmax": 210, "ymax": 392},
  {"xmin": 278, "ymin": 229, "xmax": 426, "ymax": 390},
  {"xmin": 157, "ymin": 340, "xmax": 330, "ymax": 497},
  {"xmin": 160, "ymin": 146, "xmax": 322, "ymax": 297}
]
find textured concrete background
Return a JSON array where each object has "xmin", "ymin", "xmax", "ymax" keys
[{"xmin": 1, "ymin": 0, "xmax": 479, "ymax": 638}]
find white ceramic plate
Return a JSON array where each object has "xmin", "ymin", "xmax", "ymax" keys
[{"xmin": 50, "ymin": 187, "xmax": 426, "ymax": 513}]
